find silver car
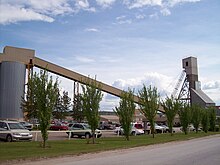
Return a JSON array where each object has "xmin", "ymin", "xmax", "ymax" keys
[
  {"xmin": 67, "ymin": 123, "xmax": 102, "ymax": 138},
  {"xmin": 0, "ymin": 120, "xmax": 33, "ymax": 142}
]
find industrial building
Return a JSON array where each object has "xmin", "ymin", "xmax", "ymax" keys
[{"xmin": 0, "ymin": 46, "xmax": 216, "ymax": 120}]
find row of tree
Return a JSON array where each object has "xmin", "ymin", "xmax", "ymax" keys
[
  {"xmin": 22, "ymin": 77, "xmax": 85, "ymax": 123},
  {"xmin": 163, "ymin": 97, "xmax": 217, "ymax": 135},
  {"xmin": 22, "ymin": 69, "xmax": 103, "ymax": 147},
  {"xmin": 114, "ymin": 85, "xmax": 217, "ymax": 140},
  {"xmin": 22, "ymin": 69, "xmax": 217, "ymax": 147}
]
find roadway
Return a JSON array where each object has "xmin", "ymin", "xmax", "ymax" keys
[{"xmin": 13, "ymin": 134, "xmax": 220, "ymax": 165}]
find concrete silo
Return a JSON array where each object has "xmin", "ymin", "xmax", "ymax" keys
[{"xmin": 0, "ymin": 46, "xmax": 35, "ymax": 120}]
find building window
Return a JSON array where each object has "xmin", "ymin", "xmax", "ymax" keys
[{"xmin": 186, "ymin": 61, "xmax": 188, "ymax": 67}]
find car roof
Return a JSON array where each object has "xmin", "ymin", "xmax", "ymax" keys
[{"xmin": 0, "ymin": 120, "xmax": 20, "ymax": 123}]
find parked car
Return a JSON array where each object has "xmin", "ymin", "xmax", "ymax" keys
[
  {"xmin": 114, "ymin": 123, "xmax": 144, "ymax": 135},
  {"xmin": 145, "ymin": 122, "xmax": 166, "ymax": 134},
  {"xmin": 180, "ymin": 124, "xmax": 202, "ymax": 132},
  {"xmin": 49, "ymin": 123, "xmax": 68, "ymax": 130},
  {"xmin": 67, "ymin": 123, "xmax": 102, "ymax": 138},
  {"xmin": 0, "ymin": 120, "xmax": 33, "ymax": 142},
  {"xmin": 19, "ymin": 121, "xmax": 33, "ymax": 131},
  {"xmin": 99, "ymin": 121, "xmax": 115, "ymax": 130},
  {"xmin": 157, "ymin": 123, "xmax": 175, "ymax": 133}
]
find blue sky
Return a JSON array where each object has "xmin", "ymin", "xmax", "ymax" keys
[{"xmin": 0, "ymin": 0, "xmax": 220, "ymax": 109}]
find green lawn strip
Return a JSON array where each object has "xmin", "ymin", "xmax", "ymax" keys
[{"xmin": 0, "ymin": 132, "xmax": 219, "ymax": 162}]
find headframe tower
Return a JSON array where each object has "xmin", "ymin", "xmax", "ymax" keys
[{"xmin": 178, "ymin": 57, "xmax": 215, "ymax": 107}]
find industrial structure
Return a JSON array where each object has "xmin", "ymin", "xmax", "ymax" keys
[
  {"xmin": 173, "ymin": 57, "xmax": 215, "ymax": 107},
  {"xmin": 0, "ymin": 46, "xmax": 141, "ymax": 120},
  {"xmin": 0, "ymin": 46, "xmax": 216, "ymax": 120}
]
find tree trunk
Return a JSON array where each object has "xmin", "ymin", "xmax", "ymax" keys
[{"xmin": 92, "ymin": 131, "xmax": 95, "ymax": 144}]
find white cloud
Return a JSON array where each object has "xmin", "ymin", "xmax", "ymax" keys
[
  {"xmin": 0, "ymin": 0, "xmax": 95, "ymax": 25},
  {"xmin": 77, "ymin": 0, "xmax": 90, "ymax": 8},
  {"xmin": 115, "ymin": 15, "xmax": 132, "ymax": 24},
  {"xmin": 125, "ymin": 0, "xmax": 201, "ymax": 17},
  {"xmin": 160, "ymin": 8, "xmax": 171, "ymax": 16},
  {"xmin": 96, "ymin": 0, "xmax": 116, "ymax": 8},
  {"xmin": 75, "ymin": 0, "xmax": 96, "ymax": 12},
  {"xmin": 100, "ymin": 72, "xmax": 175, "ymax": 110},
  {"xmin": 167, "ymin": 0, "xmax": 201, "ymax": 7},
  {"xmin": 0, "ymin": 4, "xmax": 54, "ymax": 25},
  {"xmin": 112, "ymin": 72, "xmax": 174, "ymax": 97},
  {"xmin": 126, "ymin": 0, "xmax": 163, "ymax": 9},
  {"xmin": 85, "ymin": 28, "xmax": 99, "ymax": 32},
  {"xmin": 203, "ymin": 81, "xmax": 220, "ymax": 90},
  {"xmin": 0, "ymin": 0, "xmax": 73, "ymax": 24},
  {"xmin": 135, "ymin": 14, "xmax": 146, "ymax": 19},
  {"xmin": 0, "ymin": 0, "xmax": 202, "ymax": 25}
]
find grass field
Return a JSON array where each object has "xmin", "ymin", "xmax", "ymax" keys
[{"xmin": 0, "ymin": 132, "xmax": 219, "ymax": 163}]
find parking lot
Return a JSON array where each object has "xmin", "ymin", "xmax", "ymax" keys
[
  {"xmin": 31, "ymin": 130, "xmax": 118, "ymax": 141},
  {"xmin": 0, "ymin": 127, "xmax": 182, "ymax": 142},
  {"xmin": 31, "ymin": 127, "xmax": 182, "ymax": 141}
]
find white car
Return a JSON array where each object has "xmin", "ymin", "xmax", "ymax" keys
[
  {"xmin": 67, "ymin": 123, "xmax": 102, "ymax": 138},
  {"xmin": 114, "ymin": 124, "xmax": 144, "ymax": 135},
  {"xmin": 0, "ymin": 120, "xmax": 33, "ymax": 142},
  {"xmin": 145, "ymin": 122, "xmax": 166, "ymax": 133}
]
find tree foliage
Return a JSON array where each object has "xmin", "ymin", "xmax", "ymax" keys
[
  {"xmin": 178, "ymin": 102, "xmax": 191, "ymax": 135},
  {"xmin": 191, "ymin": 104, "xmax": 203, "ymax": 133},
  {"xmin": 201, "ymin": 108, "xmax": 209, "ymax": 133},
  {"xmin": 21, "ymin": 74, "xmax": 38, "ymax": 120},
  {"xmin": 72, "ymin": 94, "xmax": 84, "ymax": 122},
  {"xmin": 138, "ymin": 85, "xmax": 160, "ymax": 138},
  {"xmin": 208, "ymin": 106, "xmax": 216, "ymax": 132},
  {"xmin": 162, "ymin": 96, "xmax": 181, "ymax": 136},
  {"xmin": 81, "ymin": 78, "xmax": 103, "ymax": 144},
  {"xmin": 114, "ymin": 89, "xmax": 136, "ymax": 141},
  {"xmin": 53, "ymin": 90, "xmax": 71, "ymax": 120},
  {"xmin": 33, "ymin": 69, "xmax": 58, "ymax": 148}
]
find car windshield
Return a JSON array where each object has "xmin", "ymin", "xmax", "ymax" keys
[
  {"xmin": 8, "ymin": 123, "xmax": 25, "ymax": 129},
  {"xmin": 83, "ymin": 124, "xmax": 91, "ymax": 129}
]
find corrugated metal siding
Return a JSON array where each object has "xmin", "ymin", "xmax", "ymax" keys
[{"xmin": 0, "ymin": 61, "xmax": 26, "ymax": 119}]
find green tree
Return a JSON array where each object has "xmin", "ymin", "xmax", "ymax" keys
[
  {"xmin": 34, "ymin": 69, "xmax": 59, "ymax": 148},
  {"xmin": 201, "ymin": 108, "xmax": 209, "ymax": 133},
  {"xmin": 72, "ymin": 94, "xmax": 84, "ymax": 122},
  {"xmin": 114, "ymin": 89, "xmax": 136, "ymax": 141},
  {"xmin": 162, "ymin": 96, "xmax": 181, "ymax": 136},
  {"xmin": 53, "ymin": 90, "xmax": 71, "ymax": 120},
  {"xmin": 191, "ymin": 104, "xmax": 203, "ymax": 133},
  {"xmin": 138, "ymin": 85, "xmax": 160, "ymax": 138},
  {"xmin": 179, "ymin": 102, "xmax": 191, "ymax": 135},
  {"xmin": 81, "ymin": 78, "xmax": 103, "ymax": 144},
  {"xmin": 209, "ymin": 106, "xmax": 216, "ymax": 132},
  {"xmin": 21, "ymin": 74, "xmax": 38, "ymax": 120},
  {"xmin": 53, "ymin": 89, "xmax": 62, "ymax": 119}
]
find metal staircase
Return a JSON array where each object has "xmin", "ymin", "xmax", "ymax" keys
[{"xmin": 172, "ymin": 70, "xmax": 186, "ymax": 98}]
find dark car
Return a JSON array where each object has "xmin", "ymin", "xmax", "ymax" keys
[{"xmin": 49, "ymin": 123, "xmax": 68, "ymax": 130}]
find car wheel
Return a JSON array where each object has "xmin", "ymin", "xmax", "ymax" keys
[
  {"xmin": 85, "ymin": 133, "xmax": 90, "ymax": 139},
  {"xmin": 131, "ymin": 131, "xmax": 136, "ymax": 136},
  {"xmin": 6, "ymin": 135, "xmax": 12, "ymax": 142}
]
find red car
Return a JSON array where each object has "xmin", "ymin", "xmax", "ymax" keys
[{"xmin": 49, "ymin": 123, "xmax": 68, "ymax": 130}]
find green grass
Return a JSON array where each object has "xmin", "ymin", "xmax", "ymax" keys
[{"xmin": 0, "ymin": 132, "xmax": 219, "ymax": 163}]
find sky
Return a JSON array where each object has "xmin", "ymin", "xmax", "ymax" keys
[{"xmin": 0, "ymin": 0, "xmax": 220, "ymax": 110}]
